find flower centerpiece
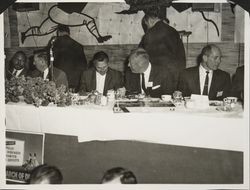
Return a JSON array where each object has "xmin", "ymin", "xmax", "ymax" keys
[{"xmin": 5, "ymin": 76, "xmax": 72, "ymax": 107}]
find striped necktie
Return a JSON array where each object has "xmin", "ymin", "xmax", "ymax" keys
[{"xmin": 202, "ymin": 71, "xmax": 209, "ymax": 95}]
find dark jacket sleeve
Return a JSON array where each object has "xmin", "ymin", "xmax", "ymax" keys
[
  {"xmin": 115, "ymin": 71, "xmax": 124, "ymax": 89},
  {"xmin": 177, "ymin": 70, "xmax": 191, "ymax": 97},
  {"xmin": 231, "ymin": 66, "xmax": 244, "ymax": 99},
  {"xmin": 78, "ymin": 71, "xmax": 88, "ymax": 95},
  {"xmin": 221, "ymin": 72, "xmax": 232, "ymax": 99}
]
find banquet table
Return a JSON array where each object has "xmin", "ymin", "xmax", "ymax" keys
[{"xmin": 5, "ymin": 100, "xmax": 246, "ymax": 151}]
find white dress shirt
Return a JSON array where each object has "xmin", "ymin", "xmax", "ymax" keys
[
  {"xmin": 43, "ymin": 68, "xmax": 49, "ymax": 80},
  {"xmin": 140, "ymin": 63, "xmax": 152, "ymax": 93},
  {"xmin": 96, "ymin": 71, "xmax": 106, "ymax": 94},
  {"xmin": 199, "ymin": 65, "xmax": 213, "ymax": 95},
  {"xmin": 12, "ymin": 68, "xmax": 24, "ymax": 77}
]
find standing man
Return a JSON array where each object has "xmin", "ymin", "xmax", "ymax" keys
[
  {"xmin": 178, "ymin": 44, "xmax": 231, "ymax": 100},
  {"xmin": 125, "ymin": 48, "xmax": 175, "ymax": 98},
  {"xmin": 51, "ymin": 24, "xmax": 88, "ymax": 91},
  {"xmin": 78, "ymin": 51, "xmax": 124, "ymax": 96},
  {"xmin": 139, "ymin": 12, "xmax": 186, "ymax": 87}
]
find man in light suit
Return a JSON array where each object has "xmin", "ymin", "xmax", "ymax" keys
[
  {"xmin": 125, "ymin": 48, "xmax": 175, "ymax": 98},
  {"xmin": 78, "ymin": 51, "xmax": 124, "ymax": 96},
  {"xmin": 178, "ymin": 44, "xmax": 231, "ymax": 100},
  {"xmin": 30, "ymin": 52, "xmax": 68, "ymax": 89}
]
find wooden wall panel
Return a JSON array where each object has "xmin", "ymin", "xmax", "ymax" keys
[{"xmin": 221, "ymin": 3, "xmax": 235, "ymax": 42}]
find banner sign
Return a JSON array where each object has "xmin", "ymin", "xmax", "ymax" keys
[
  {"xmin": 6, "ymin": 130, "xmax": 45, "ymax": 184},
  {"xmin": 6, "ymin": 138, "xmax": 25, "ymax": 166}
]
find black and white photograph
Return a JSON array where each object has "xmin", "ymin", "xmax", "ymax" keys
[{"xmin": 0, "ymin": 0, "xmax": 249, "ymax": 188}]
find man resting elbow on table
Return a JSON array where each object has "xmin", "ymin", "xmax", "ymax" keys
[
  {"xmin": 78, "ymin": 51, "xmax": 124, "ymax": 96},
  {"xmin": 125, "ymin": 48, "xmax": 176, "ymax": 98},
  {"xmin": 178, "ymin": 44, "xmax": 231, "ymax": 101}
]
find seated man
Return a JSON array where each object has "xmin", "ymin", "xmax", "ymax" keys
[
  {"xmin": 125, "ymin": 48, "xmax": 175, "ymax": 98},
  {"xmin": 231, "ymin": 65, "xmax": 244, "ymax": 102},
  {"xmin": 78, "ymin": 51, "xmax": 124, "ymax": 95},
  {"xmin": 6, "ymin": 51, "xmax": 29, "ymax": 80},
  {"xmin": 178, "ymin": 44, "xmax": 231, "ymax": 100},
  {"xmin": 101, "ymin": 167, "xmax": 137, "ymax": 184},
  {"xmin": 29, "ymin": 164, "xmax": 63, "ymax": 184},
  {"xmin": 30, "ymin": 52, "xmax": 68, "ymax": 88}
]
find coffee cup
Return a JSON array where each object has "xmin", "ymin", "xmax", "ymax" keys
[
  {"xmin": 161, "ymin": 95, "xmax": 171, "ymax": 101},
  {"xmin": 223, "ymin": 97, "xmax": 238, "ymax": 108}
]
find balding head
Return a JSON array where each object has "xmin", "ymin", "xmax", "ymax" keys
[
  {"xmin": 200, "ymin": 44, "xmax": 222, "ymax": 71},
  {"xmin": 128, "ymin": 48, "xmax": 149, "ymax": 73}
]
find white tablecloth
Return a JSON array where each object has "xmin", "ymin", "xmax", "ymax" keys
[{"xmin": 5, "ymin": 102, "xmax": 247, "ymax": 151}]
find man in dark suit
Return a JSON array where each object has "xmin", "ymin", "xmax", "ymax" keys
[
  {"xmin": 51, "ymin": 24, "xmax": 87, "ymax": 91},
  {"xmin": 125, "ymin": 48, "xmax": 175, "ymax": 98},
  {"xmin": 178, "ymin": 44, "xmax": 231, "ymax": 100},
  {"xmin": 78, "ymin": 51, "xmax": 124, "ymax": 96},
  {"xmin": 139, "ymin": 13, "xmax": 186, "ymax": 87},
  {"xmin": 30, "ymin": 52, "xmax": 68, "ymax": 88},
  {"xmin": 231, "ymin": 65, "xmax": 244, "ymax": 102},
  {"xmin": 6, "ymin": 51, "xmax": 29, "ymax": 80}
]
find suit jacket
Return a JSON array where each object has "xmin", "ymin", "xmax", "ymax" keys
[
  {"xmin": 139, "ymin": 21, "xmax": 186, "ymax": 72},
  {"xmin": 78, "ymin": 67, "xmax": 124, "ymax": 95},
  {"xmin": 231, "ymin": 66, "xmax": 244, "ymax": 101},
  {"xmin": 30, "ymin": 67, "xmax": 68, "ymax": 88},
  {"xmin": 6, "ymin": 67, "xmax": 28, "ymax": 80},
  {"xmin": 178, "ymin": 66, "xmax": 231, "ymax": 100},
  {"xmin": 125, "ymin": 66, "xmax": 176, "ymax": 98},
  {"xmin": 52, "ymin": 35, "xmax": 87, "ymax": 90}
]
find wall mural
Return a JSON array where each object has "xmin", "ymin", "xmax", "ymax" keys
[
  {"xmin": 21, "ymin": 3, "xmax": 112, "ymax": 44},
  {"xmin": 15, "ymin": 3, "xmax": 144, "ymax": 47}
]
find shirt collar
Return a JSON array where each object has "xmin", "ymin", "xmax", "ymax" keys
[
  {"xmin": 143, "ymin": 62, "xmax": 151, "ymax": 76},
  {"xmin": 199, "ymin": 64, "xmax": 212, "ymax": 74},
  {"xmin": 96, "ymin": 71, "xmax": 106, "ymax": 77}
]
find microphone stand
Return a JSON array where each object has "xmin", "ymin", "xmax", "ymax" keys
[{"xmin": 49, "ymin": 37, "xmax": 56, "ymax": 82}]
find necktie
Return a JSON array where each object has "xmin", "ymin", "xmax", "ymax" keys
[
  {"xmin": 202, "ymin": 71, "xmax": 209, "ymax": 95},
  {"xmin": 141, "ymin": 73, "xmax": 148, "ymax": 95}
]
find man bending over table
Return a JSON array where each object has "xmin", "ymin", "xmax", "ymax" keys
[
  {"xmin": 125, "ymin": 48, "xmax": 175, "ymax": 98},
  {"xmin": 178, "ymin": 44, "xmax": 231, "ymax": 100},
  {"xmin": 78, "ymin": 51, "xmax": 124, "ymax": 96}
]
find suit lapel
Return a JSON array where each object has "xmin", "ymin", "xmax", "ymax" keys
[
  {"xmin": 209, "ymin": 70, "xmax": 217, "ymax": 97},
  {"xmin": 92, "ymin": 69, "xmax": 96, "ymax": 91},
  {"xmin": 148, "ymin": 66, "xmax": 155, "ymax": 84},
  {"xmin": 104, "ymin": 69, "xmax": 111, "ymax": 94},
  {"xmin": 194, "ymin": 67, "xmax": 201, "ymax": 94}
]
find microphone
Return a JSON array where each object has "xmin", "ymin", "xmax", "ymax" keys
[
  {"xmin": 49, "ymin": 36, "xmax": 57, "ymax": 82},
  {"xmin": 50, "ymin": 36, "xmax": 57, "ymax": 45}
]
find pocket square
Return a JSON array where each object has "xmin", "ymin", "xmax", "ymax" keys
[
  {"xmin": 216, "ymin": 91, "xmax": 223, "ymax": 97},
  {"xmin": 152, "ymin": 85, "xmax": 161, "ymax": 90}
]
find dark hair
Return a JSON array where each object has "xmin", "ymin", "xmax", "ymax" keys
[
  {"xmin": 93, "ymin": 51, "xmax": 109, "ymax": 63},
  {"xmin": 12, "ymin": 51, "xmax": 27, "ymax": 62},
  {"xmin": 10, "ymin": 51, "xmax": 28, "ymax": 69},
  {"xmin": 29, "ymin": 164, "xmax": 63, "ymax": 184},
  {"xmin": 57, "ymin": 24, "xmax": 70, "ymax": 35},
  {"xmin": 101, "ymin": 167, "xmax": 137, "ymax": 184},
  {"xmin": 143, "ymin": 6, "xmax": 160, "ymax": 18}
]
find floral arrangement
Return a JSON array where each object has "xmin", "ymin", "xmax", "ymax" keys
[{"xmin": 5, "ymin": 76, "xmax": 72, "ymax": 107}]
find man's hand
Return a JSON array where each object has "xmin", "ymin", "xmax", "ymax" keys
[{"xmin": 117, "ymin": 87, "xmax": 126, "ymax": 98}]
